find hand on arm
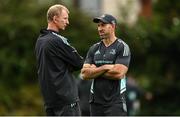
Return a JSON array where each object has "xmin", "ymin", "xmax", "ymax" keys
[
  {"xmin": 80, "ymin": 64, "xmax": 111, "ymax": 80},
  {"xmin": 103, "ymin": 64, "xmax": 128, "ymax": 80}
]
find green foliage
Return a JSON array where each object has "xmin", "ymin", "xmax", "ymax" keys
[
  {"xmin": 0, "ymin": 0, "xmax": 98, "ymax": 115},
  {"xmin": 0, "ymin": 0, "xmax": 46, "ymax": 115},
  {"xmin": 61, "ymin": 7, "xmax": 98, "ymax": 57},
  {"xmin": 0, "ymin": 0, "xmax": 179, "ymax": 115},
  {"xmin": 117, "ymin": 1, "xmax": 180, "ymax": 114}
]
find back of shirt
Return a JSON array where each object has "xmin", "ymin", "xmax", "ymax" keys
[{"xmin": 35, "ymin": 29, "xmax": 84, "ymax": 108}]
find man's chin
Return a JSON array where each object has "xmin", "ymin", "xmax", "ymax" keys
[
  {"xmin": 100, "ymin": 36, "xmax": 107, "ymax": 40},
  {"xmin": 100, "ymin": 35, "xmax": 104, "ymax": 39},
  {"xmin": 60, "ymin": 28, "xmax": 66, "ymax": 30}
]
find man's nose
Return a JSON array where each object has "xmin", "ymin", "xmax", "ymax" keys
[
  {"xmin": 67, "ymin": 20, "xmax": 69, "ymax": 25},
  {"xmin": 98, "ymin": 27, "xmax": 103, "ymax": 32},
  {"xmin": 98, "ymin": 26, "xmax": 101, "ymax": 30}
]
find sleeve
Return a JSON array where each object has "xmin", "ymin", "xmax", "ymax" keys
[
  {"xmin": 84, "ymin": 45, "xmax": 96, "ymax": 64},
  {"xmin": 54, "ymin": 38, "xmax": 84, "ymax": 70},
  {"xmin": 115, "ymin": 42, "xmax": 131, "ymax": 67}
]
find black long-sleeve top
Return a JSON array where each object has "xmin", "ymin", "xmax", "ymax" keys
[{"xmin": 35, "ymin": 29, "xmax": 84, "ymax": 108}]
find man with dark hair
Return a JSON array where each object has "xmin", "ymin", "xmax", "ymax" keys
[
  {"xmin": 81, "ymin": 14, "xmax": 131, "ymax": 116},
  {"xmin": 35, "ymin": 4, "xmax": 83, "ymax": 116}
]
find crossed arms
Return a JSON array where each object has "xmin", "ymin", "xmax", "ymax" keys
[{"xmin": 80, "ymin": 63, "xmax": 128, "ymax": 80}]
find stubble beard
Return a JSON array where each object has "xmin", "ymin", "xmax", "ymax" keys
[{"xmin": 100, "ymin": 34, "xmax": 109, "ymax": 40}]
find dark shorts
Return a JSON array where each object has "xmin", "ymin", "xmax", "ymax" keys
[
  {"xmin": 45, "ymin": 102, "xmax": 81, "ymax": 116},
  {"xmin": 90, "ymin": 102, "xmax": 127, "ymax": 116}
]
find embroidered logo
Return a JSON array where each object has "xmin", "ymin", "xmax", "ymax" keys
[{"xmin": 109, "ymin": 49, "xmax": 116, "ymax": 55}]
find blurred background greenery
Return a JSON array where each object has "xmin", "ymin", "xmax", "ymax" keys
[{"xmin": 0, "ymin": 0, "xmax": 179, "ymax": 115}]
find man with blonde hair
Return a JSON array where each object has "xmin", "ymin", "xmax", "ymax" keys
[{"xmin": 35, "ymin": 4, "xmax": 83, "ymax": 116}]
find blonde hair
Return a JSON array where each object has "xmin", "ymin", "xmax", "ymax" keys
[{"xmin": 47, "ymin": 4, "xmax": 69, "ymax": 22}]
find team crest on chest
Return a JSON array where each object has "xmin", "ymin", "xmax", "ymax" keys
[{"xmin": 109, "ymin": 49, "xmax": 116, "ymax": 55}]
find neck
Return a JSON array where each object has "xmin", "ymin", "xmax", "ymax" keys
[
  {"xmin": 47, "ymin": 22, "xmax": 59, "ymax": 32},
  {"xmin": 103, "ymin": 34, "xmax": 117, "ymax": 47}
]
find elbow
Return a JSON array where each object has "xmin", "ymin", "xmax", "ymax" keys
[
  {"xmin": 81, "ymin": 73, "xmax": 92, "ymax": 80},
  {"xmin": 73, "ymin": 59, "xmax": 84, "ymax": 70},
  {"xmin": 80, "ymin": 67, "xmax": 96, "ymax": 80},
  {"xmin": 80, "ymin": 71, "xmax": 91, "ymax": 80},
  {"xmin": 76, "ymin": 62, "xmax": 84, "ymax": 70}
]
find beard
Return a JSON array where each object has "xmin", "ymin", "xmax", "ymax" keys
[{"xmin": 99, "ymin": 33, "xmax": 109, "ymax": 40}]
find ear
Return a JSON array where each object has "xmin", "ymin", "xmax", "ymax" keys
[
  {"xmin": 112, "ymin": 24, "xmax": 116, "ymax": 29},
  {"xmin": 53, "ymin": 15, "xmax": 58, "ymax": 23}
]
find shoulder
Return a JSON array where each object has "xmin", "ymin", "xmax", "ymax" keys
[
  {"xmin": 116, "ymin": 38, "xmax": 130, "ymax": 56},
  {"xmin": 116, "ymin": 38, "xmax": 129, "ymax": 46},
  {"xmin": 90, "ymin": 42, "xmax": 101, "ymax": 49},
  {"xmin": 89, "ymin": 42, "xmax": 101, "ymax": 53},
  {"xmin": 116, "ymin": 38, "xmax": 130, "ymax": 49},
  {"xmin": 50, "ymin": 32, "xmax": 70, "ymax": 46},
  {"xmin": 51, "ymin": 32, "xmax": 67, "ymax": 42}
]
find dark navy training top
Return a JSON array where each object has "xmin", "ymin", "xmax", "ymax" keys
[{"xmin": 84, "ymin": 39, "xmax": 131, "ymax": 104}]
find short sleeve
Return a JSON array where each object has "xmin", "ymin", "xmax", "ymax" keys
[
  {"xmin": 84, "ymin": 44, "xmax": 99, "ymax": 64},
  {"xmin": 115, "ymin": 42, "xmax": 131, "ymax": 67}
]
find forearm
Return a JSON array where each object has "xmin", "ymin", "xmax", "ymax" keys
[
  {"xmin": 103, "ymin": 64, "xmax": 128, "ymax": 80},
  {"xmin": 81, "ymin": 64, "xmax": 112, "ymax": 80},
  {"xmin": 103, "ymin": 72, "xmax": 125, "ymax": 80},
  {"xmin": 81, "ymin": 66, "xmax": 107, "ymax": 80}
]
